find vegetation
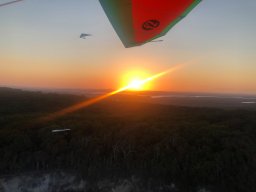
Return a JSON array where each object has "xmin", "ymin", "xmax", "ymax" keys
[{"xmin": 0, "ymin": 87, "xmax": 256, "ymax": 192}]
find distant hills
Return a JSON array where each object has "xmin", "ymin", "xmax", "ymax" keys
[{"xmin": 1, "ymin": 86, "xmax": 256, "ymax": 109}]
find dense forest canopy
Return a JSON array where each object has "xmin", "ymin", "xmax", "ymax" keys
[{"xmin": 0, "ymin": 87, "xmax": 256, "ymax": 192}]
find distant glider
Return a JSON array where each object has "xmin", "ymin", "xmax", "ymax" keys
[
  {"xmin": 80, "ymin": 33, "xmax": 92, "ymax": 39},
  {"xmin": 99, "ymin": 0, "xmax": 201, "ymax": 48}
]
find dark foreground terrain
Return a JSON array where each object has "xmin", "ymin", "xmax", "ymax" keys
[{"xmin": 0, "ymin": 87, "xmax": 256, "ymax": 192}]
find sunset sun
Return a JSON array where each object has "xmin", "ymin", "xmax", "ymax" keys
[
  {"xmin": 128, "ymin": 79, "xmax": 145, "ymax": 90},
  {"xmin": 120, "ymin": 70, "xmax": 151, "ymax": 91}
]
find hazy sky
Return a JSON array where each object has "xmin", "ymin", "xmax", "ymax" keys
[{"xmin": 1, "ymin": 0, "xmax": 256, "ymax": 94}]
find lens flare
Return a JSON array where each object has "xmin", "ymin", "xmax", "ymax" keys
[{"xmin": 39, "ymin": 64, "xmax": 183, "ymax": 122}]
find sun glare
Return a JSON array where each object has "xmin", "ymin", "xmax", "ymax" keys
[
  {"xmin": 128, "ymin": 79, "xmax": 144, "ymax": 90},
  {"xmin": 41, "ymin": 66, "xmax": 180, "ymax": 121},
  {"xmin": 121, "ymin": 70, "xmax": 151, "ymax": 91}
]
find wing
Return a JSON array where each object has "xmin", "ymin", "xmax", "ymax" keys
[
  {"xmin": 99, "ymin": 0, "xmax": 201, "ymax": 48},
  {"xmin": 0, "ymin": 0, "xmax": 23, "ymax": 7}
]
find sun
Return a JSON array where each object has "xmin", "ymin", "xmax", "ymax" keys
[
  {"xmin": 128, "ymin": 79, "xmax": 145, "ymax": 90},
  {"xmin": 120, "ymin": 70, "xmax": 151, "ymax": 91}
]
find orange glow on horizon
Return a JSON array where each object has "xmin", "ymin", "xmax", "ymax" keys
[{"xmin": 40, "ymin": 65, "xmax": 182, "ymax": 122}]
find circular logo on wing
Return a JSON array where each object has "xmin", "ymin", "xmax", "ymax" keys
[{"xmin": 142, "ymin": 20, "xmax": 160, "ymax": 30}]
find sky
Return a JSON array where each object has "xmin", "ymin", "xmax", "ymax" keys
[{"xmin": 0, "ymin": 0, "xmax": 256, "ymax": 94}]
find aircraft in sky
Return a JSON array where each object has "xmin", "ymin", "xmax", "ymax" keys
[
  {"xmin": 1, "ymin": 0, "xmax": 202, "ymax": 48},
  {"xmin": 80, "ymin": 33, "xmax": 92, "ymax": 39}
]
